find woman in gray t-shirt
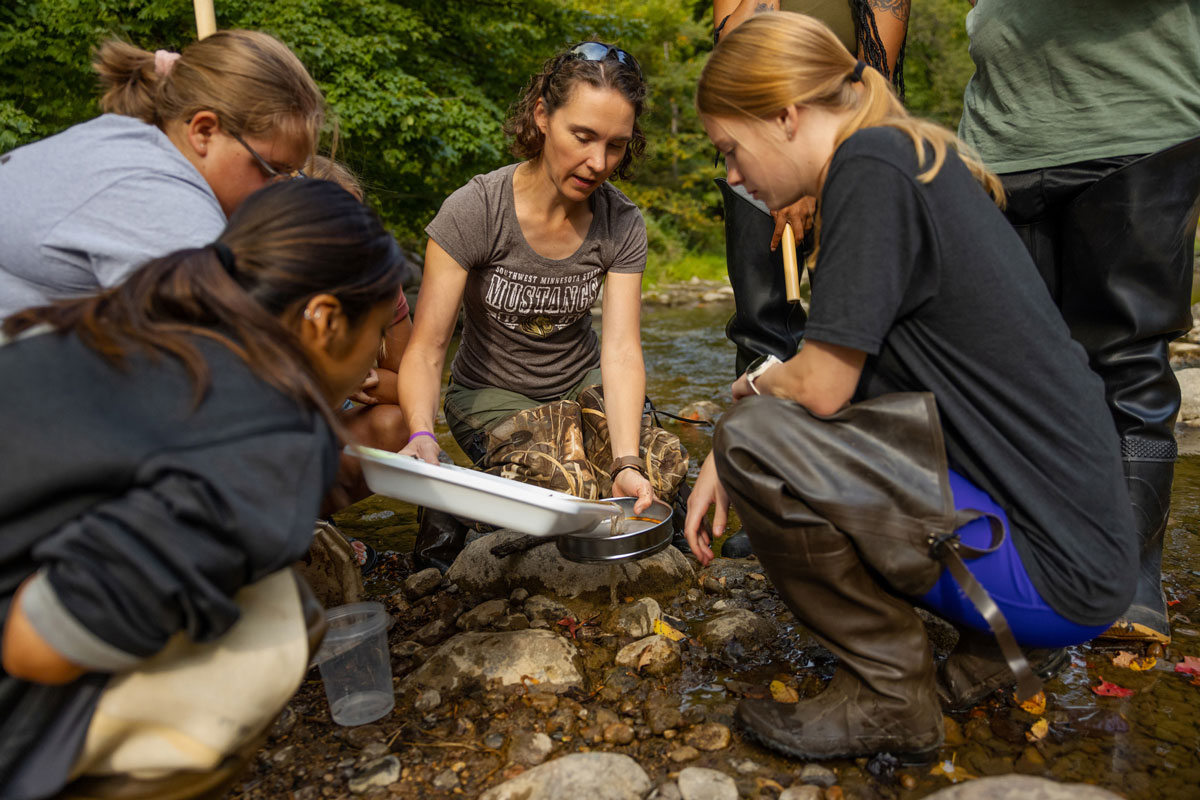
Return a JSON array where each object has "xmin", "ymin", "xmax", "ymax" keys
[{"xmin": 398, "ymin": 44, "xmax": 675, "ymax": 570}]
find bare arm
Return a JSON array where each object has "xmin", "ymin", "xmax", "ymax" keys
[
  {"xmin": 397, "ymin": 239, "xmax": 468, "ymax": 463},
  {"xmin": 862, "ymin": 0, "xmax": 911, "ymax": 76},
  {"xmin": 714, "ymin": 0, "xmax": 779, "ymax": 39},
  {"xmin": 2, "ymin": 578, "xmax": 85, "ymax": 684},
  {"xmin": 601, "ymin": 271, "xmax": 655, "ymax": 512}
]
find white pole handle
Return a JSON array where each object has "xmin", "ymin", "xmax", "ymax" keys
[{"xmin": 194, "ymin": 0, "xmax": 217, "ymax": 39}]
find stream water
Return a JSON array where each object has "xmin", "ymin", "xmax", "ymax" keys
[{"xmin": 336, "ymin": 302, "xmax": 1200, "ymax": 797}]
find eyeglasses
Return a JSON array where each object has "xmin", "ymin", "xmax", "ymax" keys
[
  {"xmin": 228, "ymin": 129, "xmax": 307, "ymax": 180},
  {"xmin": 564, "ymin": 42, "xmax": 642, "ymax": 79}
]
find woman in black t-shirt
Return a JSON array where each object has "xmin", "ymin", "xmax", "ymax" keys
[{"xmin": 685, "ymin": 12, "xmax": 1135, "ymax": 764}]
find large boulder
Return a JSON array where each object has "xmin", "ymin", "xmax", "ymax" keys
[
  {"xmin": 479, "ymin": 753, "xmax": 652, "ymax": 800},
  {"xmin": 447, "ymin": 530, "xmax": 694, "ymax": 606},
  {"xmin": 924, "ymin": 776, "xmax": 1123, "ymax": 799},
  {"xmin": 400, "ymin": 630, "xmax": 584, "ymax": 697}
]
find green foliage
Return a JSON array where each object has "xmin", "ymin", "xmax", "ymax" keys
[{"xmin": 902, "ymin": 0, "xmax": 974, "ymax": 130}]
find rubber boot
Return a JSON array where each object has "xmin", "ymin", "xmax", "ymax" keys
[
  {"xmin": 716, "ymin": 178, "xmax": 806, "ymax": 375},
  {"xmin": 719, "ymin": 530, "xmax": 753, "ymax": 559},
  {"xmin": 1101, "ymin": 452, "xmax": 1174, "ymax": 644},
  {"xmin": 413, "ymin": 507, "xmax": 469, "ymax": 574},
  {"xmin": 733, "ymin": 522, "xmax": 943, "ymax": 762},
  {"xmin": 938, "ymin": 627, "xmax": 1068, "ymax": 711}
]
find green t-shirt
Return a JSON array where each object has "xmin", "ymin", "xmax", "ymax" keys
[{"xmin": 959, "ymin": 0, "xmax": 1200, "ymax": 173}]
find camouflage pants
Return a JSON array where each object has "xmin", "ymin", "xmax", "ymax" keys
[{"xmin": 444, "ymin": 370, "xmax": 688, "ymax": 502}]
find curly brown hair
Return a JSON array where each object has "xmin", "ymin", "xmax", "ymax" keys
[{"xmin": 504, "ymin": 46, "xmax": 647, "ymax": 180}]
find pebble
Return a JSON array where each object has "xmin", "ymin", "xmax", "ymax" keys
[
  {"xmin": 413, "ymin": 617, "xmax": 454, "ymax": 646},
  {"xmin": 702, "ymin": 577, "xmax": 727, "ymax": 595},
  {"xmin": 484, "ymin": 732, "xmax": 506, "ymax": 750},
  {"xmin": 510, "ymin": 731, "xmax": 554, "ymax": 766},
  {"xmin": 360, "ymin": 742, "xmax": 390, "ymax": 761},
  {"xmin": 390, "ymin": 640, "xmax": 423, "ymax": 659},
  {"xmin": 677, "ymin": 767, "xmax": 738, "ymax": 800},
  {"xmin": 615, "ymin": 635, "xmax": 682, "ymax": 676},
  {"xmin": 799, "ymin": 763, "xmax": 837, "ymax": 788},
  {"xmin": 604, "ymin": 722, "xmax": 636, "ymax": 745},
  {"xmin": 414, "ymin": 688, "xmax": 441, "ymax": 713},
  {"xmin": 651, "ymin": 783, "xmax": 684, "ymax": 800},
  {"xmin": 270, "ymin": 745, "xmax": 296, "ymax": 767},
  {"xmin": 510, "ymin": 587, "xmax": 530, "ymax": 603},
  {"xmin": 268, "ymin": 705, "xmax": 297, "ymax": 740},
  {"xmin": 348, "ymin": 756, "xmax": 401, "ymax": 794},
  {"xmin": 611, "ymin": 597, "xmax": 663, "ymax": 638},
  {"xmin": 344, "ymin": 725, "xmax": 385, "ymax": 749},
  {"xmin": 732, "ymin": 758, "xmax": 764, "ymax": 774},
  {"xmin": 403, "ymin": 567, "xmax": 443, "ymax": 600},
  {"xmin": 432, "ymin": 768, "xmax": 460, "ymax": 790},
  {"xmin": 943, "ymin": 716, "xmax": 965, "ymax": 747},
  {"xmin": 779, "ymin": 786, "xmax": 822, "ymax": 800},
  {"xmin": 682, "ymin": 722, "xmax": 732, "ymax": 752},
  {"xmin": 458, "ymin": 598, "xmax": 509, "ymax": 630},
  {"xmin": 669, "ymin": 746, "xmax": 701, "ymax": 763},
  {"xmin": 523, "ymin": 595, "xmax": 571, "ymax": 623}
]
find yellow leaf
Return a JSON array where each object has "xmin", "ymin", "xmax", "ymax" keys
[
  {"xmin": 653, "ymin": 619, "xmax": 686, "ymax": 642},
  {"xmin": 769, "ymin": 680, "xmax": 799, "ymax": 704},
  {"xmin": 1112, "ymin": 650, "xmax": 1157, "ymax": 671},
  {"xmin": 1025, "ymin": 718, "xmax": 1049, "ymax": 742},
  {"xmin": 929, "ymin": 754, "xmax": 975, "ymax": 783},
  {"xmin": 1016, "ymin": 691, "xmax": 1046, "ymax": 716}
]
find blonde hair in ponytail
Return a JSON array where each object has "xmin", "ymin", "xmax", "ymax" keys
[
  {"xmin": 697, "ymin": 12, "xmax": 1004, "ymax": 265},
  {"xmin": 93, "ymin": 30, "xmax": 326, "ymax": 158}
]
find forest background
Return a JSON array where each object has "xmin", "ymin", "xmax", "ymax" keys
[{"xmin": 0, "ymin": 0, "xmax": 973, "ymax": 285}]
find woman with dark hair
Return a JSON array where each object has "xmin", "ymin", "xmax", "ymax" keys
[
  {"xmin": 397, "ymin": 43, "xmax": 686, "ymax": 571},
  {"xmin": 0, "ymin": 179, "xmax": 404, "ymax": 799}
]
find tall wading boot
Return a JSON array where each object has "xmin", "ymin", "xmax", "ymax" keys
[
  {"xmin": 715, "ymin": 178, "xmax": 806, "ymax": 376},
  {"xmin": 413, "ymin": 507, "xmax": 470, "ymax": 574},
  {"xmin": 938, "ymin": 628, "xmax": 1069, "ymax": 712},
  {"xmin": 1053, "ymin": 137, "xmax": 1200, "ymax": 644}
]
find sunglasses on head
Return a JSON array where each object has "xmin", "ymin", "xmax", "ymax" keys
[{"xmin": 563, "ymin": 41, "xmax": 642, "ymax": 79}]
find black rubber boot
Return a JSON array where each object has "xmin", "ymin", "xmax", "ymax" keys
[
  {"xmin": 938, "ymin": 627, "xmax": 1069, "ymax": 711},
  {"xmin": 413, "ymin": 507, "xmax": 469, "ymax": 574},
  {"xmin": 1101, "ymin": 450, "xmax": 1175, "ymax": 644},
  {"xmin": 719, "ymin": 530, "xmax": 753, "ymax": 559},
  {"xmin": 715, "ymin": 178, "xmax": 806, "ymax": 375}
]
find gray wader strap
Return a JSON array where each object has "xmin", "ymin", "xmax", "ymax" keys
[{"xmin": 932, "ymin": 509, "xmax": 1043, "ymax": 701}]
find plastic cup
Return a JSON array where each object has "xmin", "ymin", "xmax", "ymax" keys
[{"xmin": 315, "ymin": 602, "xmax": 394, "ymax": 726}]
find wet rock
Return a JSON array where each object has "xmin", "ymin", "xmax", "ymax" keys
[
  {"xmin": 400, "ymin": 630, "xmax": 584, "ymax": 697},
  {"xmin": 495, "ymin": 613, "xmax": 531, "ymax": 631},
  {"xmin": 348, "ymin": 756, "xmax": 400, "ymax": 794},
  {"xmin": 669, "ymin": 746, "xmax": 701, "ymax": 763},
  {"xmin": 449, "ymin": 531, "xmax": 694, "ymax": 603},
  {"xmin": 404, "ymin": 567, "xmax": 443, "ymax": 600},
  {"xmin": 615, "ymin": 635, "xmax": 682, "ymax": 676},
  {"xmin": 510, "ymin": 731, "xmax": 554, "ymax": 766},
  {"xmin": 696, "ymin": 609, "xmax": 775, "ymax": 653},
  {"xmin": 344, "ymin": 725, "xmax": 385, "ymax": 749},
  {"xmin": 683, "ymin": 722, "xmax": 732, "ymax": 752},
  {"xmin": 413, "ymin": 688, "xmax": 441, "ymax": 713},
  {"xmin": 484, "ymin": 732, "xmax": 506, "ymax": 750},
  {"xmin": 702, "ymin": 576, "xmax": 727, "ymax": 595},
  {"xmin": 270, "ymin": 745, "xmax": 296, "ymax": 767},
  {"xmin": 731, "ymin": 758, "xmax": 764, "ymax": 774},
  {"xmin": 964, "ymin": 716, "xmax": 993, "ymax": 743},
  {"xmin": 268, "ymin": 705, "xmax": 297, "ymax": 740},
  {"xmin": 779, "ymin": 786, "xmax": 823, "ymax": 800},
  {"xmin": 922, "ymin": 775, "xmax": 1123, "ymax": 799},
  {"xmin": 510, "ymin": 587, "xmax": 530, "ymax": 603},
  {"xmin": 651, "ymin": 783, "xmax": 684, "ymax": 800},
  {"xmin": 390, "ymin": 640, "xmax": 424, "ymax": 659},
  {"xmin": 1178, "ymin": 368, "xmax": 1200, "ymax": 423},
  {"xmin": 678, "ymin": 400, "xmax": 724, "ymax": 423},
  {"xmin": 413, "ymin": 616, "xmax": 455, "ymax": 647},
  {"xmin": 943, "ymin": 716, "xmax": 965, "ymax": 747},
  {"xmin": 798, "ymin": 763, "xmax": 837, "ymax": 788},
  {"xmin": 479, "ymin": 753, "xmax": 652, "ymax": 800},
  {"xmin": 524, "ymin": 595, "xmax": 572, "ymax": 624},
  {"xmin": 609, "ymin": 597, "xmax": 663, "ymax": 638},
  {"xmin": 360, "ymin": 742, "xmax": 389, "ymax": 760},
  {"xmin": 458, "ymin": 599, "xmax": 508, "ymax": 630},
  {"xmin": 1014, "ymin": 746, "xmax": 1045, "ymax": 775},
  {"xmin": 677, "ymin": 767, "xmax": 738, "ymax": 800},
  {"xmin": 604, "ymin": 722, "xmax": 636, "ymax": 744},
  {"xmin": 546, "ymin": 708, "xmax": 577, "ymax": 737},
  {"xmin": 432, "ymin": 768, "xmax": 460, "ymax": 790}
]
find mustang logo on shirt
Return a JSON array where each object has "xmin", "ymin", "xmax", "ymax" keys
[{"xmin": 484, "ymin": 265, "xmax": 603, "ymax": 337}]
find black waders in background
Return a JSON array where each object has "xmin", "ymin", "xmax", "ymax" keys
[{"xmin": 1001, "ymin": 135, "xmax": 1200, "ymax": 644}]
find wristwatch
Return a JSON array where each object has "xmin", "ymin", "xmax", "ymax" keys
[
  {"xmin": 610, "ymin": 454, "xmax": 647, "ymax": 479},
  {"xmin": 744, "ymin": 354, "xmax": 782, "ymax": 395}
]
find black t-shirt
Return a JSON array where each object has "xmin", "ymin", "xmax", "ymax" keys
[{"xmin": 805, "ymin": 126, "xmax": 1136, "ymax": 626}]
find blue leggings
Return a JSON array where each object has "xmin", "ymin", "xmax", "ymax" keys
[{"xmin": 918, "ymin": 469, "xmax": 1111, "ymax": 648}]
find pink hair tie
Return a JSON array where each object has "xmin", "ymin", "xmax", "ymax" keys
[{"xmin": 154, "ymin": 49, "xmax": 181, "ymax": 76}]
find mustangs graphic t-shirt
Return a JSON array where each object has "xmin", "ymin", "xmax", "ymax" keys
[{"xmin": 426, "ymin": 163, "xmax": 647, "ymax": 399}]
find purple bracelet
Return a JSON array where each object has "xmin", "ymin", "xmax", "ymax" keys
[{"xmin": 408, "ymin": 430, "xmax": 437, "ymax": 444}]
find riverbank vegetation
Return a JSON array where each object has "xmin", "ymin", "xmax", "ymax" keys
[{"xmin": 0, "ymin": 0, "xmax": 970, "ymax": 284}]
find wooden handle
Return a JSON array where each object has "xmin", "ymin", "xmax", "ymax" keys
[
  {"xmin": 782, "ymin": 222, "xmax": 801, "ymax": 303},
  {"xmin": 194, "ymin": 0, "xmax": 217, "ymax": 39}
]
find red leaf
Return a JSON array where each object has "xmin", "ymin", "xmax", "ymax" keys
[
  {"xmin": 1174, "ymin": 656, "xmax": 1200, "ymax": 677},
  {"xmin": 1092, "ymin": 676, "xmax": 1135, "ymax": 697}
]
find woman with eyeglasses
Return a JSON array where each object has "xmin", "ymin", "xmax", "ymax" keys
[
  {"xmin": 0, "ymin": 31, "xmax": 323, "ymax": 320},
  {"xmin": 0, "ymin": 179, "xmax": 404, "ymax": 800},
  {"xmin": 397, "ymin": 43, "xmax": 686, "ymax": 571}
]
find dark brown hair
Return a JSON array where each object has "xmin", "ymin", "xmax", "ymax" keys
[
  {"xmin": 94, "ymin": 30, "xmax": 325, "ymax": 156},
  {"xmin": 3, "ymin": 180, "xmax": 403, "ymax": 427},
  {"xmin": 504, "ymin": 46, "xmax": 647, "ymax": 180}
]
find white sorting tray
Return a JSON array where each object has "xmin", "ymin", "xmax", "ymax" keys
[{"xmin": 349, "ymin": 446, "xmax": 622, "ymax": 537}]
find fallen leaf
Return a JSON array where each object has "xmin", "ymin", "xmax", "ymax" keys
[
  {"xmin": 769, "ymin": 680, "xmax": 799, "ymax": 704},
  {"xmin": 1175, "ymin": 656, "xmax": 1200, "ymax": 677},
  {"xmin": 929, "ymin": 754, "xmax": 975, "ymax": 783},
  {"xmin": 1112, "ymin": 651, "xmax": 1157, "ymax": 671},
  {"xmin": 1167, "ymin": 599, "xmax": 1181, "ymax": 607},
  {"xmin": 1016, "ymin": 691, "xmax": 1046, "ymax": 715},
  {"xmin": 1026, "ymin": 718, "xmax": 1049, "ymax": 742},
  {"xmin": 1091, "ymin": 676, "xmax": 1135, "ymax": 697},
  {"xmin": 653, "ymin": 618, "xmax": 686, "ymax": 642},
  {"xmin": 747, "ymin": 572, "xmax": 766, "ymax": 581},
  {"xmin": 637, "ymin": 645, "xmax": 656, "ymax": 671}
]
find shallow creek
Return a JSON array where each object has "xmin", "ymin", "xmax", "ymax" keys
[{"xmin": 327, "ymin": 302, "xmax": 1200, "ymax": 798}]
